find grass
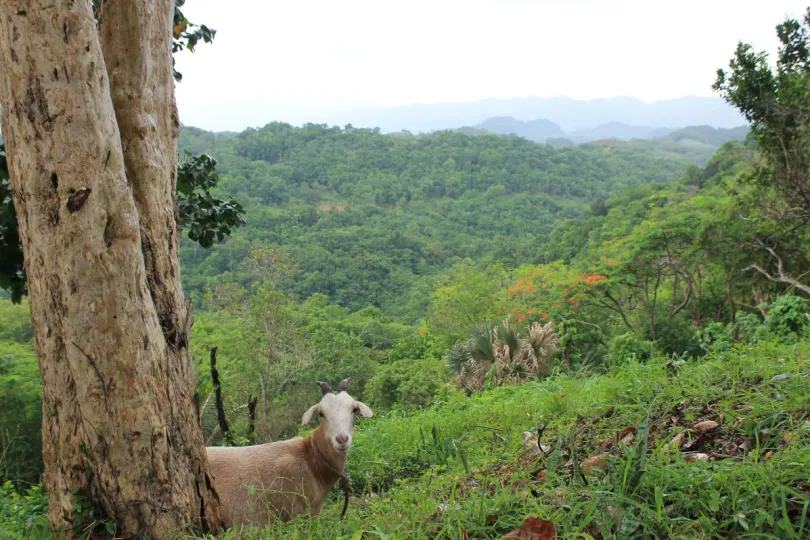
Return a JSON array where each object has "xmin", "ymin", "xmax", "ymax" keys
[
  {"xmin": 212, "ymin": 340, "xmax": 810, "ymax": 539},
  {"xmin": 3, "ymin": 341, "xmax": 807, "ymax": 538}
]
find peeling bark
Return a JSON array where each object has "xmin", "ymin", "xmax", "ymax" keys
[{"xmin": 0, "ymin": 0, "xmax": 221, "ymax": 536}]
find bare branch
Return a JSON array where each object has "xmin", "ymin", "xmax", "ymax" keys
[
  {"xmin": 593, "ymin": 290, "xmax": 637, "ymax": 334},
  {"xmin": 670, "ymin": 276, "xmax": 693, "ymax": 318}
]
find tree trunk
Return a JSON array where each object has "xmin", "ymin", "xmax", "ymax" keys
[
  {"xmin": 726, "ymin": 269, "xmax": 739, "ymax": 341},
  {"xmin": 0, "ymin": 0, "xmax": 222, "ymax": 536},
  {"xmin": 247, "ymin": 395, "xmax": 258, "ymax": 444},
  {"xmin": 258, "ymin": 371, "xmax": 271, "ymax": 442},
  {"xmin": 210, "ymin": 347, "xmax": 234, "ymax": 446}
]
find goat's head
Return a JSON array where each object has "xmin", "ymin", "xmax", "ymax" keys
[{"xmin": 302, "ymin": 378, "xmax": 373, "ymax": 453}]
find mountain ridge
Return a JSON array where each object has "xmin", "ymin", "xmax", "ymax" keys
[{"xmin": 313, "ymin": 95, "xmax": 744, "ymax": 134}]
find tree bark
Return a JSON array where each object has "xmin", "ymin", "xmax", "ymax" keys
[
  {"xmin": 0, "ymin": 0, "xmax": 221, "ymax": 536},
  {"xmin": 99, "ymin": 0, "xmax": 186, "ymax": 346}
]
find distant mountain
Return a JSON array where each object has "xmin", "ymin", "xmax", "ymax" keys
[
  {"xmin": 461, "ymin": 117, "xmax": 748, "ymax": 148},
  {"xmin": 316, "ymin": 96, "xmax": 744, "ymax": 134},
  {"xmin": 474, "ymin": 116, "xmax": 565, "ymax": 142},
  {"xmin": 577, "ymin": 125, "xmax": 750, "ymax": 166},
  {"xmin": 664, "ymin": 124, "xmax": 749, "ymax": 146},
  {"xmin": 455, "ymin": 121, "xmax": 750, "ymax": 165},
  {"xmin": 569, "ymin": 123, "xmax": 674, "ymax": 143}
]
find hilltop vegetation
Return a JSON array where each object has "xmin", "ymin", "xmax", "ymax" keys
[
  {"xmin": 463, "ymin": 118, "xmax": 748, "ymax": 161},
  {"xmin": 177, "ymin": 123, "xmax": 707, "ymax": 317}
]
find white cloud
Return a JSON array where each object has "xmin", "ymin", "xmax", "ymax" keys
[{"xmin": 174, "ymin": 0, "xmax": 807, "ymax": 130}]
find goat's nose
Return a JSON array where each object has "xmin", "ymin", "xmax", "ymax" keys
[{"xmin": 335, "ymin": 433, "xmax": 349, "ymax": 445}]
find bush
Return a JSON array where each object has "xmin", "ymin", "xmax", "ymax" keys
[
  {"xmin": 0, "ymin": 481, "xmax": 48, "ymax": 539},
  {"xmin": 765, "ymin": 295, "xmax": 809, "ymax": 340},
  {"xmin": 698, "ymin": 321, "xmax": 734, "ymax": 353},
  {"xmin": 607, "ymin": 332, "xmax": 654, "ymax": 366},
  {"xmin": 365, "ymin": 332, "xmax": 452, "ymax": 410},
  {"xmin": 653, "ymin": 314, "xmax": 703, "ymax": 357},
  {"xmin": 365, "ymin": 356, "xmax": 451, "ymax": 411}
]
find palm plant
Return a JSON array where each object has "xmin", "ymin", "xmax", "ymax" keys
[{"xmin": 448, "ymin": 319, "xmax": 558, "ymax": 390}]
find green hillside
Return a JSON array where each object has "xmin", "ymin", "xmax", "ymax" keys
[{"xmin": 177, "ymin": 123, "xmax": 698, "ymax": 318}]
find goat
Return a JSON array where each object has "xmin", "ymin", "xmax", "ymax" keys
[{"xmin": 206, "ymin": 378, "xmax": 373, "ymax": 528}]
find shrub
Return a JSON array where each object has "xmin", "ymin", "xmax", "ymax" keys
[
  {"xmin": 0, "ymin": 481, "xmax": 48, "ymax": 539},
  {"xmin": 608, "ymin": 332, "xmax": 654, "ymax": 366},
  {"xmin": 365, "ymin": 356, "xmax": 451, "ymax": 411},
  {"xmin": 765, "ymin": 295, "xmax": 809, "ymax": 340},
  {"xmin": 365, "ymin": 332, "xmax": 452, "ymax": 410},
  {"xmin": 448, "ymin": 320, "xmax": 558, "ymax": 390}
]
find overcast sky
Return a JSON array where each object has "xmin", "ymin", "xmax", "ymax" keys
[{"xmin": 174, "ymin": 0, "xmax": 808, "ymax": 131}]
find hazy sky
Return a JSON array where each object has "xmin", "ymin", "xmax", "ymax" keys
[{"xmin": 174, "ymin": 0, "xmax": 808, "ymax": 131}]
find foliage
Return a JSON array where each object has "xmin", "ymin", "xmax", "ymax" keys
[
  {"xmin": 365, "ymin": 356, "xmax": 451, "ymax": 411},
  {"xmin": 171, "ymin": 0, "xmax": 216, "ymax": 82},
  {"xmin": 365, "ymin": 332, "xmax": 452, "ymax": 411},
  {"xmin": 0, "ymin": 482, "xmax": 48, "ymax": 539},
  {"xmin": 0, "ymin": 303, "xmax": 42, "ymax": 488},
  {"xmin": 765, "ymin": 294, "xmax": 810, "ymax": 338},
  {"xmin": 607, "ymin": 331, "xmax": 654, "ymax": 366},
  {"xmin": 714, "ymin": 8, "xmax": 810, "ymax": 219},
  {"xmin": 448, "ymin": 320, "xmax": 559, "ymax": 390},
  {"xmin": 426, "ymin": 262, "xmax": 507, "ymax": 342},
  {"xmin": 177, "ymin": 152, "xmax": 246, "ymax": 248},
  {"xmin": 177, "ymin": 123, "xmax": 698, "ymax": 315}
]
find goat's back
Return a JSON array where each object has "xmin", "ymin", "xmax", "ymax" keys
[{"xmin": 207, "ymin": 438, "xmax": 318, "ymax": 527}]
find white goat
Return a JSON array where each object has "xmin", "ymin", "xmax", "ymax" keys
[{"xmin": 206, "ymin": 378, "xmax": 373, "ymax": 528}]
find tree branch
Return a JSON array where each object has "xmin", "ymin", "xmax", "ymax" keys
[
  {"xmin": 670, "ymin": 273, "xmax": 693, "ymax": 318},
  {"xmin": 594, "ymin": 290, "xmax": 637, "ymax": 334},
  {"xmin": 745, "ymin": 241, "xmax": 810, "ymax": 296}
]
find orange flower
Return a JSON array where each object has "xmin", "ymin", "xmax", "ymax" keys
[
  {"xmin": 517, "ymin": 314, "xmax": 526, "ymax": 322},
  {"xmin": 541, "ymin": 312, "xmax": 549, "ymax": 320},
  {"xmin": 526, "ymin": 284, "xmax": 535, "ymax": 292},
  {"xmin": 585, "ymin": 274, "xmax": 607, "ymax": 285},
  {"xmin": 528, "ymin": 308, "xmax": 537, "ymax": 315},
  {"xmin": 418, "ymin": 327, "xmax": 426, "ymax": 336}
]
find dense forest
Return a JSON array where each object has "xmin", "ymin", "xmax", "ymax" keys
[
  {"xmin": 1, "ymin": 4, "xmax": 810, "ymax": 538},
  {"xmin": 175, "ymin": 123, "xmax": 739, "ymax": 318}
]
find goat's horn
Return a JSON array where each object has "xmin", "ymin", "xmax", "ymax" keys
[
  {"xmin": 316, "ymin": 381, "xmax": 333, "ymax": 395},
  {"xmin": 338, "ymin": 377, "xmax": 351, "ymax": 392}
]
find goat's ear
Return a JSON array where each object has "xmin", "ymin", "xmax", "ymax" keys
[
  {"xmin": 354, "ymin": 401, "xmax": 373, "ymax": 418},
  {"xmin": 302, "ymin": 404, "xmax": 319, "ymax": 425}
]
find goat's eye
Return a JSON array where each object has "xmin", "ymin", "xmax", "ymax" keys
[
  {"xmin": 353, "ymin": 406, "xmax": 359, "ymax": 414},
  {"xmin": 318, "ymin": 411, "xmax": 325, "ymax": 418}
]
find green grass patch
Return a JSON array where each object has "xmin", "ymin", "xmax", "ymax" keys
[{"xmin": 214, "ymin": 341, "xmax": 810, "ymax": 539}]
